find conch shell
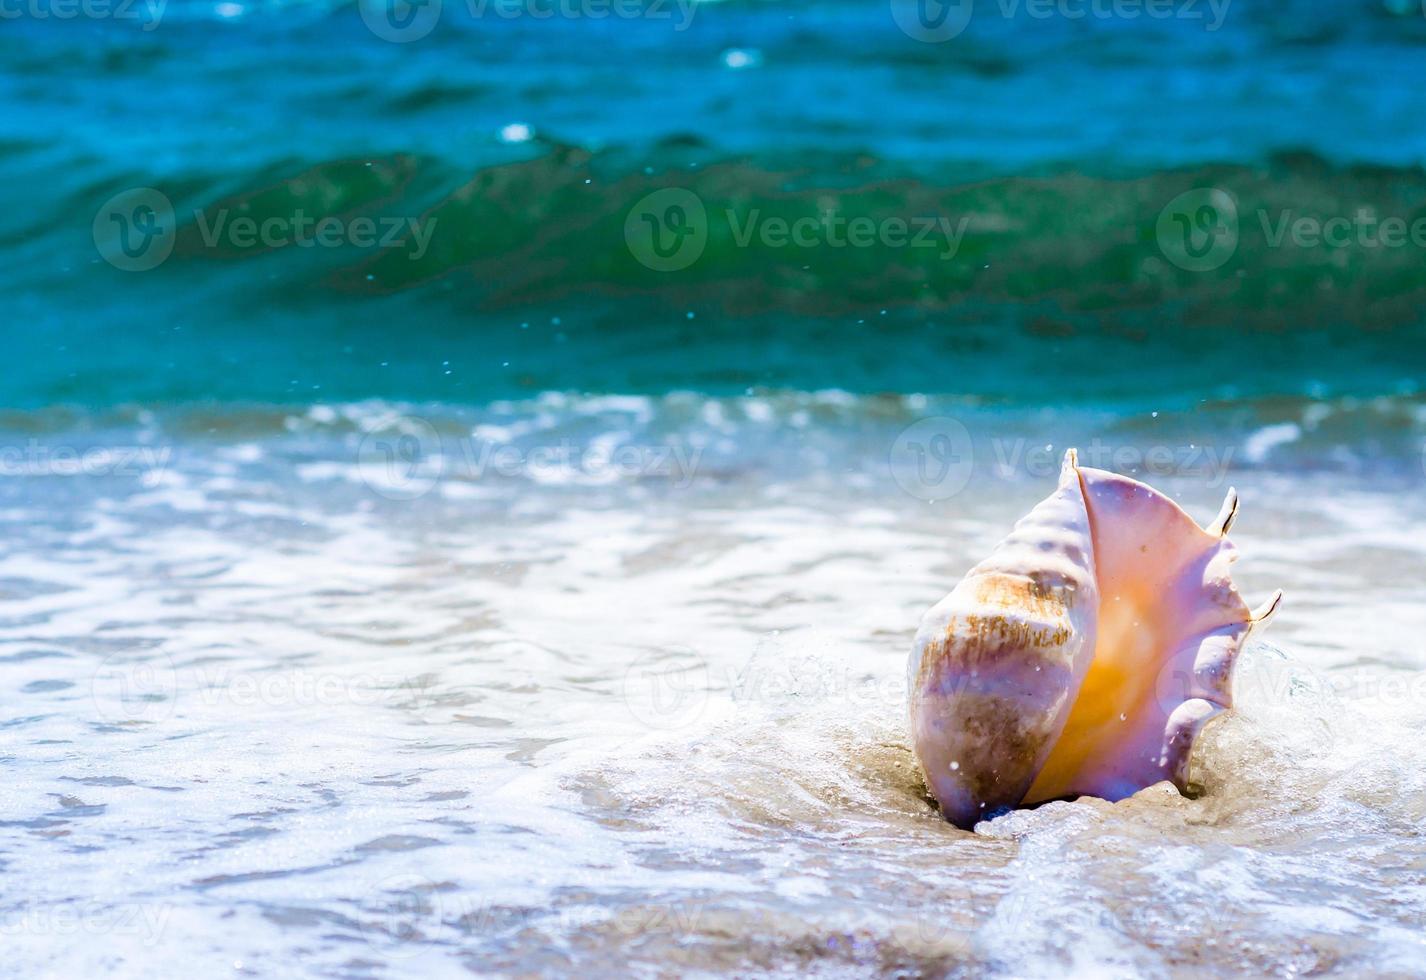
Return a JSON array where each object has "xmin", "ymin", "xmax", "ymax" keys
[{"xmin": 908, "ymin": 449, "xmax": 1281, "ymax": 828}]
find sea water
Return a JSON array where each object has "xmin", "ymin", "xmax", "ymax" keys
[
  {"xmin": 2, "ymin": 396, "xmax": 1426, "ymax": 975},
  {"xmin": 5, "ymin": 0, "xmax": 1426, "ymax": 974}
]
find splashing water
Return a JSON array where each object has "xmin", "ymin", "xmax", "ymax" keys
[{"xmin": 1, "ymin": 395, "xmax": 1424, "ymax": 975}]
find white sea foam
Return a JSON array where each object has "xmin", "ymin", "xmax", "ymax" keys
[{"xmin": 0, "ymin": 395, "xmax": 1423, "ymax": 975}]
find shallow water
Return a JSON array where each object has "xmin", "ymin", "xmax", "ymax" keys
[{"xmin": 3, "ymin": 394, "xmax": 1425, "ymax": 977}]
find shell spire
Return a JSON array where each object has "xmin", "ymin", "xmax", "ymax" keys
[{"xmin": 908, "ymin": 450, "xmax": 1280, "ymax": 828}]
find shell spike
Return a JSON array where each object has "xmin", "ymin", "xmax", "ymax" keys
[
  {"xmin": 1208, "ymin": 487, "xmax": 1240, "ymax": 537},
  {"xmin": 1249, "ymin": 589, "xmax": 1284, "ymax": 630}
]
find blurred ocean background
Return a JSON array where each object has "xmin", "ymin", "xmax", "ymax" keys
[
  {"xmin": 7, "ymin": 0, "xmax": 1426, "ymax": 405},
  {"xmin": 4, "ymin": 0, "xmax": 1426, "ymax": 976}
]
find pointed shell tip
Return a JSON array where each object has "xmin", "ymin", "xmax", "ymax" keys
[
  {"xmin": 1251, "ymin": 590, "xmax": 1284, "ymax": 624},
  {"xmin": 1209, "ymin": 487, "xmax": 1240, "ymax": 537}
]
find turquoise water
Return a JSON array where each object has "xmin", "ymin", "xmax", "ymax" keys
[{"xmin": 8, "ymin": 0, "xmax": 1426, "ymax": 408}]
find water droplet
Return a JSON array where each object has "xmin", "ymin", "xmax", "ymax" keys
[
  {"xmin": 721, "ymin": 48, "xmax": 763, "ymax": 70},
  {"xmin": 498, "ymin": 122, "xmax": 533, "ymax": 144},
  {"xmin": 949, "ymin": 761, "xmax": 960, "ymax": 771}
]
